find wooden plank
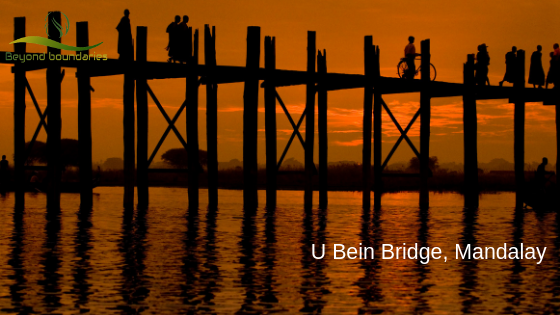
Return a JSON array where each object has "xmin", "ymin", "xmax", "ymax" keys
[
  {"xmin": 463, "ymin": 54, "xmax": 478, "ymax": 208},
  {"xmin": 13, "ymin": 17, "xmax": 25, "ymax": 208},
  {"xmin": 46, "ymin": 11, "xmax": 62, "ymax": 210},
  {"xmin": 514, "ymin": 50, "xmax": 525, "ymax": 209},
  {"xmin": 419, "ymin": 39, "xmax": 431, "ymax": 208},
  {"xmin": 362, "ymin": 36, "xmax": 373, "ymax": 209},
  {"xmin": 187, "ymin": 27, "xmax": 200, "ymax": 210},
  {"xmin": 136, "ymin": 26, "xmax": 149, "ymax": 208},
  {"xmin": 243, "ymin": 26, "xmax": 260, "ymax": 209},
  {"xmin": 318, "ymin": 49, "xmax": 328, "ymax": 209},
  {"xmin": 304, "ymin": 31, "xmax": 316, "ymax": 209},
  {"xmin": 77, "ymin": 21, "xmax": 93, "ymax": 208},
  {"xmin": 264, "ymin": 36, "xmax": 277, "ymax": 208},
  {"xmin": 205, "ymin": 25, "xmax": 218, "ymax": 208}
]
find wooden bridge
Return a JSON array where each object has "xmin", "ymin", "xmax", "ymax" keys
[{"xmin": 2, "ymin": 12, "xmax": 559, "ymax": 211}]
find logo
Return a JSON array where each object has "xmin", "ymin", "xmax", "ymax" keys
[{"xmin": 9, "ymin": 12, "xmax": 103, "ymax": 51}]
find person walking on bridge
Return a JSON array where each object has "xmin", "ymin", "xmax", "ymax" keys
[
  {"xmin": 116, "ymin": 9, "xmax": 133, "ymax": 61},
  {"xmin": 499, "ymin": 46, "xmax": 517, "ymax": 87},
  {"xmin": 166, "ymin": 15, "xmax": 181, "ymax": 63},
  {"xmin": 475, "ymin": 44, "xmax": 490, "ymax": 86},
  {"xmin": 529, "ymin": 45, "xmax": 545, "ymax": 89}
]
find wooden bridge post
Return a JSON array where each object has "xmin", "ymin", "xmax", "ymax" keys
[
  {"xmin": 123, "ymin": 36, "xmax": 135, "ymax": 209},
  {"xmin": 362, "ymin": 36, "xmax": 373, "ymax": 209},
  {"xmin": 463, "ymin": 54, "xmax": 479, "ymax": 208},
  {"xmin": 205, "ymin": 25, "xmax": 218, "ymax": 208},
  {"xmin": 304, "ymin": 31, "xmax": 316, "ymax": 209},
  {"xmin": 46, "ymin": 11, "xmax": 62, "ymax": 210},
  {"xmin": 136, "ymin": 26, "xmax": 148, "ymax": 208},
  {"xmin": 13, "ymin": 17, "xmax": 26, "ymax": 208},
  {"xmin": 373, "ymin": 45, "xmax": 382, "ymax": 208},
  {"xmin": 419, "ymin": 39, "xmax": 431, "ymax": 209},
  {"xmin": 187, "ymin": 28, "xmax": 200, "ymax": 210},
  {"xmin": 318, "ymin": 49, "xmax": 328, "ymax": 209},
  {"xmin": 243, "ymin": 26, "xmax": 260, "ymax": 209},
  {"xmin": 514, "ymin": 49, "xmax": 526, "ymax": 209},
  {"xmin": 264, "ymin": 36, "xmax": 277, "ymax": 208},
  {"xmin": 77, "ymin": 22, "xmax": 93, "ymax": 208}
]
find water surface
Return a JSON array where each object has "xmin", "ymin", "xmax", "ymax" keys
[{"xmin": 0, "ymin": 188, "xmax": 558, "ymax": 314}]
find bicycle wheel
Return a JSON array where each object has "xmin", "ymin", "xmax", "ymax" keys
[
  {"xmin": 397, "ymin": 60, "xmax": 408, "ymax": 78},
  {"xmin": 416, "ymin": 63, "xmax": 438, "ymax": 81}
]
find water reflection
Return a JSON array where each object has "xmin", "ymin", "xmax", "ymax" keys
[
  {"xmin": 72, "ymin": 207, "xmax": 93, "ymax": 308},
  {"xmin": 0, "ymin": 190, "xmax": 559, "ymax": 314},
  {"xmin": 299, "ymin": 207, "xmax": 330, "ymax": 312},
  {"xmin": 502, "ymin": 208, "xmax": 526, "ymax": 313},
  {"xmin": 355, "ymin": 208, "xmax": 384, "ymax": 314},
  {"xmin": 40, "ymin": 209, "xmax": 62, "ymax": 308},
  {"xmin": 119, "ymin": 207, "xmax": 150, "ymax": 313},
  {"xmin": 7, "ymin": 207, "xmax": 30, "ymax": 313},
  {"xmin": 458, "ymin": 207, "xmax": 480, "ymax": 313},
  {"xmin": 412, "ymin": 207, "xmax": 432, "ymax": 314}
]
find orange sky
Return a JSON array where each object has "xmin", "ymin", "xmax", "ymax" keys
[{"xmin": 0, "ymin": 0, "xmax": 558, "ymax": 165}]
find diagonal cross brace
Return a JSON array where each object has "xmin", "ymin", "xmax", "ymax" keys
[
  {"xmin": 24, "ymin": 78, "xmax": 48, "ymax": 164},
  {"xmin": 275, "ymin": 91, "xmax": 306, "ymax": 169},
  {"xmin": 146, "ymin": 84, "xmax": 188, "ymax": 167},
  {"xmin": 380, "ymin": 98, "xmax": 421, "ymax": 170}
]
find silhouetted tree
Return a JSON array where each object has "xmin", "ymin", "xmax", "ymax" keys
[
  {"xmin": 24, "ymin": 139, "xmax": 80, "ymax": 168},
  {"xmin": 161, "ymin": 148, "xmax": 207, "ymax": 168},
  {"xmin": 407, "ymin": 156, "xmax": 439, "ymax": 172}
]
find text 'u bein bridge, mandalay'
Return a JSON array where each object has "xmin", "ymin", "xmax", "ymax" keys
[{"xmin": 2, "ymin": 12, "xmax": 559, "ymax": 211}]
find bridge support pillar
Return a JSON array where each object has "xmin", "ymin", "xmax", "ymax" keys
[
  {"xmin": 47, "ymin": 11, "xmax": 62, "ymax": 211},
  {"xmin": 265, "ymin": 36, "xmax": 277, "ymax": 209},
  {"xmin": 514, "ymin": 50, "xmax": 526, "ymax": 209},
  {"xmin": 363, "ymin": 36, "xmax": 373, "ymax": 210},
  {"xmin": 136, "ymin": 26, "xmax": 149, "ymax": 209},
  {"xmin": 243, "ymin": 26, "xmax": 260, "ymax": 210},
  {"xmin": 318, "ymin": 49, "xmax": 328, "ymax": 209},
  {"xmin": 304, "ymin": 31, "xmax": 316, "ymax": 209},
  {"xmin": 77, "ymin": 22, "xmax": 93, "ymax": 208},
  {"xmin": 13, "ymin": 17, "xmax": 26, "ymax": 209},
  {"xmin": 373, "ymin": 45, "xmax": 382, "ymax": 209},
  {"xmin": 463, "ymin": 54, "xmax": 479, "ymax": 209},
  {"xmin": 205, "ymin": 25, "xmax": 218, "ymax": 208},
  {"xmin": 187, "ymin": 28, "xmax": 200, "ymax": 210},
  {"xmin": 419, "ymin": 39, "xmax": 431, "ymax": 209}
]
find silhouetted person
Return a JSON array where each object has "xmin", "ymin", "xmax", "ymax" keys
[
  {"xmin": 499, "ymin": 46, "xmax": 517, "ymax": 87},
  {"xmin": 116, "ymin": 9, "xmax": 133, "ymax": 61},
  {"xmin": 475, "ymin": 44, "xmax": 490, "ymax": 86},
  {"xmin": 29, "ymin": 171, "xmax": 39, "ymax": 191},
  {"xmin": 166, "ymin": 15, "xmax": 181, "ymax": 63},
  {"xmin": 528, "ymin": 45, "xmax": 545, "ymax": 89},
  {"xmin": 554, "ymin": 43, "xmax": 560, "ymax": 59},
  {"xmin": 404, "ymin": 36, "xmax": 420, "ymax": 79},
  {"xmin": 0, "ymin": 155, "xmax": 8, "ymax": 191},
  {"xmin": 178, "ymin": 15, "xmax": 190, "ymax": 63},
  {"xmin": 535, "ymin": 157, "xmax": 554, "ymax": 192},
  {"xmin": 547, "ymin": 51, "xmax": 556, "ymax": 89}
]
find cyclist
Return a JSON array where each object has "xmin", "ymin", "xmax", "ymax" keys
[{"xmin": 404, "ymin": 36, "xmax": 420, "ymax": 79}]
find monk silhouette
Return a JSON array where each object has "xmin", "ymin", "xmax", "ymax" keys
[
  {"xmin": 166, "ymin": 15, "xmax": 181, "ymax": 63},
  {"xmin": 475, "ymin": 44, "xmax": 490, "ymax": 86},
  {"xmin": 177, "ymin": 15, "xmax": 190, "ymax": 64},
  {"xmin": 547, "ymin": 51, "xmax": 556, "ymax": 89},
  {"xmin": 499, "ymin": 46, "xmax": 517, "ymax": 87},
  {"xmin": 528, "ymin": 45, "xmax": 545, "ymax": 89},
  {"xmin": 116, "ymin": 9, "xmax": 133, "ymax": 61}
]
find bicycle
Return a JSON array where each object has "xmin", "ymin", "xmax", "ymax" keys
[{"xmin": 397, "ymin": 57, "xmax": 437, "ymax": 81}]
